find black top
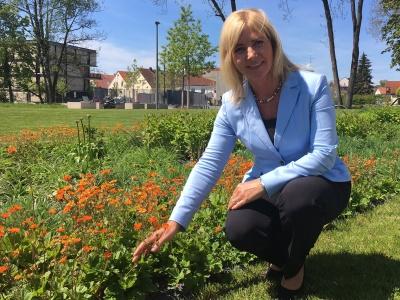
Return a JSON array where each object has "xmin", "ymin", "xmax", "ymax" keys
[{"xmin": 263, "ymin": 118, "xmax": 277, "ymax": 144}]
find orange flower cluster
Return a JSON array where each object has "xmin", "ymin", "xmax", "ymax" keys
[
  {"xmin": 1, "ymin": 204, "xmax": 24, "ymax": 238},
  {"xmin": 342, "ymin": 154, "xmax": 377, "ymax": 183},
  {"xmin": 6, "ymin": 145, "xmax": 17, "ymax": 154},
  {"xmin": 0, "ymin": 167, "xmax": 188, "ymax": 286},
  {"xmin": 0, "ymin": 127, "xmax": 76, "ymax": 145},
  {"xmin": 215, "ymin": 155, "xmax": 253, "ymax": 194},
  {"xmin": 0, "ymin": 265, "xmax": 9, "ymax": 274}
]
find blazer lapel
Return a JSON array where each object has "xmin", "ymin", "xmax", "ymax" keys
[
  {"xmin": 274, "ymin": 72, "xmax": 300, "ymax": 148},
  {"xmin": 240, "ymin": 83, "xmax": 281, "ymax": 157}
]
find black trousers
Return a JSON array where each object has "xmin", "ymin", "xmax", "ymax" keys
[{"xmin": 224, "ymin": 176, "xmax": 351, "ymax": 279}]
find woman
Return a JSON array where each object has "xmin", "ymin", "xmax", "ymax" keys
[{"xmin": 133, "ymin": 8, "xmax": 351, "ymax": 298}]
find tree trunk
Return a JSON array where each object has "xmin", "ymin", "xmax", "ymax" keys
[
  {"xmin": 181, "ymin": 75, "xmax": 184, "ymax": 108},
  {"xmin": 186, "ymin": 75, "xmax": 190, "ymax": 109},
  {"xmin": 322, "ymin": 0, "xmax": 342, "ymax": 106},
  {"xmin": 347, "ymin": 0, "xmax": 364, "ymax": 108},
  {"xmin": 230, "ymin": 0, "xmax": 236, "ymax": 12},
  {"xmin": 34, "ymin": 53, "xmax": 43, "ymax": 103},
  {"xmin": 3, "ymin": 51, "xmax": 14, "ymax": 103},
  {"xmin": 186, "ymin": 59, "xmax": 190, "ymax": 108}
]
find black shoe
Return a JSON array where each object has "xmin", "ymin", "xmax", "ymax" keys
[
  {"xmin": 277, "ymin": 283, "xmax": 303, "ymax": 300},
  {"xmin": 264, "ymin": 267, "xmax": 283, "ymax": 281},
  {"xmin": 277, "ymin": 265, "xmax": 305, "ymax": 300}
]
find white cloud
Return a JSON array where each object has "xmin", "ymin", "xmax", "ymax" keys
[{"xmin": 80, "ymin": 40, "xmax": 155, "ymax": 74}]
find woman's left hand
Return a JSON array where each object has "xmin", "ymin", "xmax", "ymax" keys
[{"xmin": 228, "ymin": 178, "xmax": 266, "ymax": 210}]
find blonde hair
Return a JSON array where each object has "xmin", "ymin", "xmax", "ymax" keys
[{"xmin": 219, "ymin": 8, "xmax": 298, "ymax": 103}]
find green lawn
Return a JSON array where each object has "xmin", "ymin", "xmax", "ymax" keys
[
  {"xmin": 0, "ymin": 103, "xmax": 189, "ymax": 135},
  {"xmin": 193, "ymin": 197, "xmax": 400, "ymax": 300}
]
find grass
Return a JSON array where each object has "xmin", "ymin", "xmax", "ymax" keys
[
  {"xmin": 192, "ymin": 197, "xmax": 400, "ymax": 300},
  {"xmin": 0, "ymin": 103, "xmax": 202, "ymax": 135}
]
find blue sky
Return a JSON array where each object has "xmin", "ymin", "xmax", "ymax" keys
[{"xmin": 85, "ymin": 0, "xmax": 399, "ymax": 83}]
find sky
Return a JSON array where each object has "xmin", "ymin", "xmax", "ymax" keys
[{"xmin": 84, "ymin": 0, "xmax": 399, "ymax": 84}]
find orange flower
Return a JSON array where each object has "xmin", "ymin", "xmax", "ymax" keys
[
  {"xmin": 56, "ymin": 227, "xmax": 65, "ymax": 233},
  {"xmin": 8, "ymin": 227, "xmax": 20, "ymax": 234},
  {"xmin": 100, "ymin": 169, "xmax": 112, "ymax": 176},
  {"xmin": 6, "ymin": 145, "xmax": 17, "ymax": 154},
  {"xmin": 103, "ymin": 251, "xmax": 112, "ymax": 260},
  {"xmin": 124, "ymin": 198, "xmax": 132, "ymax": 206},
  {"xmin": 59, "ymin": 256, "xmax": 67, "ymax": 264},
  {"xmin": 8, "ymin": 204, "xmax": 23, "ymax": 213},
  {"xmin": 82, "ymin": 245, "xmax": 94, "ymax": 253},
  {"xmin": 48, "ymin": 208, "xmax": 57, "ymax": 215},
  {"xmin": 0, "ymin": 265, "xmax": 9, "ymax": 273},
  {"xmin": 21, "ymin": 217, "xmax": 33, "ymax": 225},
  {"xmin": 1, "ymin": 213, "xmax": 10, "ymax": 219},
  {"xmin": 214, "ymin": 225, "xmax": 223, "ymax": 234},
  {"xmin": 148, "ymin": 171, "xmax": 158, "ymax": 178},
  {"xmin": 63, "ymin": 201, "xmax": 75, "ymax": 213},
  {"xmin": 108, "ymin": 198, "xmax": 120, "ymax": 206},
  {"xmin": 14, "ymin": 274, "xmax": 23, "ymax": 281},
  {"xmin": 76, "ymin": 215, "xmax": 92, "ymax": 223},
  {"xmin": 148, "ymin": 216, "xmax": 158, "ymax": 226},
  {"xmin": 68, "ymin": 237, "xmax": 81, "ymax": 245},
  {"xmin": 63, "ymin": 175, "xmax": 72, "ymax": 182},
  {"xmin": 133, "ymin": 223, "xmax": 142, "ymax": 231},
  {"xmin": 29, "ymin": 223, "xmax": 39, "ymax": 230}
]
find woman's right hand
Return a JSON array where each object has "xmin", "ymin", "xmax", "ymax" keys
[{"xmin": 132, "ymin": 220, "xmax": 182, "ymax": 264}]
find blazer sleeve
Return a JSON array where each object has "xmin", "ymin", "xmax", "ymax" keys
[
  {"xmin": 169, "ymin": 100, "xmax": 237, "ymax": 229},
  {"xmin": 260, "ymin": 75, "xmax": 339, "ymax": 196}
]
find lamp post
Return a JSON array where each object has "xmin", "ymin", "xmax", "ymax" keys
[{"xmin": 155, "ymin": 21, "xmax": 160, "ymax": 109}]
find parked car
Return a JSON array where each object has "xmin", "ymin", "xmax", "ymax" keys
[{"xmin": 104, "ymin": 99, "xmax": 116, "ymax": 109}]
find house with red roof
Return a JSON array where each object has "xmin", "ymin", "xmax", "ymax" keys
[
  {"xmin": 375, "ymin": 81, "xmax": 400, "ymax": 96},
  {"xmin": 375, "ymin": 86, "xmax": 391, "ymax": 95},
  {"xmin": 91, "ymin": 74, "xmax": 114, "ymax": 100},
  {"xmin": 186, "ymin": 75, "xmax": 215, "ymax": 93},
  {"xmin": 385, "ymin": 81, "xmax": 400, "ymax": 95},
  {"xmin": 108, "ymin": 68, "xmax": 155, "ymax": 101}
]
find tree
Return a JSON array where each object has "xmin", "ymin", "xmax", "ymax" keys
[
  {"xmin": 0, "ymin": 0, "xmax": 33, "ymax": 102},
  {"xmin": 346, "ymin": 0, "xmax": 364, "ymax": 108},
  {"xmin": 321, "ymin": 0, "xmax": 343, "ymax": 106},
  {"xmin": 18, "ymin": 0, "xmax": 102, "ymax": 103},
  {"xmin": 379, "ymin": 80, "xmax": 387, "ymax": 87},
  {"xmin": 161, "ymin": 5, "xmax": 217, "ymax": 108},
  {"xmin": 354, "ymin": 52, "xmax": 373, "ymax": 95},
  {"xmin": 378, "ymin": 0, "xmax": 400, "ymax": 70},
  {"xmin": 152, "ymin": 0, "xmax": 237, "ymax": 22},
  {"xmin": 125, "ymin": 59, "xmax": 141, "ymax": 102}
]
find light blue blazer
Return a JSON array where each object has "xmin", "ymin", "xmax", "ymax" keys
[{"xmin": 169, "ymin": 70, "xmax": 351, "ymax": 229}]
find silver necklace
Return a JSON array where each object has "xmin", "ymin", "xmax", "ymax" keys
[{"xmin": 253, "ymin": 81, "xmax": 283, "ymax": 104}]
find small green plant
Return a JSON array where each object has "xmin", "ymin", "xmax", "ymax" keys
[{"xmin": 69, "ymin": 115, "xmax": 105, "ymax": 173}]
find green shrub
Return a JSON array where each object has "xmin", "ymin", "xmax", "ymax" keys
[
  {"xmin": 142, "ymin": 111, "xmax": 216, "ymax": 160},
  {"xmin": 352, "ymin": 94, "xmax": 377, "ymax": 106}
]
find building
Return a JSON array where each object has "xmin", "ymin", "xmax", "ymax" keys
[
  {"xmin": 374, "ymin": 87, "xmax": 390, "ymax": 96},
  {"xmin": 186, "ymin": 75, "xmax": 215, "ymax": 93},
  {"xmin": 203, "ymin": 68, "xmax": 229, "ymax": 103},
  {"xmin": 339, "ymin": 77, "xmax": 350, "ymax": 91},
  {"xmin": 14, "ymin": 41, "xmax": 97, "ymax": 102},
  {"xmin": 108, "ymin": 68, "xmax": 156, "ymax": 101},
  {"xmin": 384, "ymin": 81, "xmax": 400, "ymax": 95},
  {"xmin": 91, "ymin": 74, "xmax": 114, "ymax": 100}
]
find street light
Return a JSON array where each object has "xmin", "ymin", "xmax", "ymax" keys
[{"xmin": 155, "ymin": 21, "xmax": 160, "ymax": 109}]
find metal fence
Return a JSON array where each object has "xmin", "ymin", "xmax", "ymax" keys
[{"xmin": 137, "ymin": 90, "xmax": 208, "ymax": 107}]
